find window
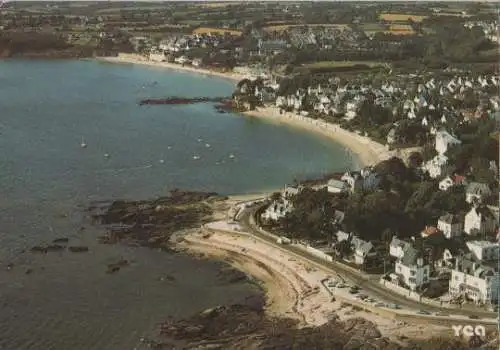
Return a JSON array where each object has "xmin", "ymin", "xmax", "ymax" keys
[{"xmin": 410, "ymin": 270, "xmax": 416, "ymax": 276}]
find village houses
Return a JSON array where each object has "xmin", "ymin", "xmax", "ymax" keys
[{"xmin": 464, "ymin": 204, "xmax": 498, "ymax": 236}]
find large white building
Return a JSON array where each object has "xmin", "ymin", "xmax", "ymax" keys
[
  {"xmin": 394, "ymin": 245, "xmax": 430, "ymax": 291},
  {"xmin": 449, "ymin": 254, "xmax": 500, "ymax": 305},
  {"xmin": 466, "ymin": 241, "xmax": 500, "ymax": 261}
]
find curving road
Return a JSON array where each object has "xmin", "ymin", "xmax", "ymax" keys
[{"xmin": 238, "ymin": 203, "xmax": 497, "ymax": 320}]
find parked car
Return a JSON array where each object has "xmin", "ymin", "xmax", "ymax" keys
[
  {"xmin": 417, "ymin": 310, "xmax": 430, "ymax": 315},
  {"xmin": 435, "ymin": 312, "xmax": 449, "ymax": 316},
  {"xmin": 387, "ymin": 303, "xmax": 401, "ymax": 309},
  {"xmin": 375, "ymin": 302, "xmax": 385, "ymax": 307},
  {"xmin": 469, "ymin": 315, "xmax": 479, "ymax": 319},
  {"xmin": 349, "ymin": 288, "xmax": 359, "ymax": 294}
]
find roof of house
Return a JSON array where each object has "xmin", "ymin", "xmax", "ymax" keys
[
  {"xmin": 422, "ymin": 226, "xmax": 439, "ymax": 237},
  {"xmin": 336, "ymin": 230, "xmax": 350, "ymax": 242},
  {"xmin": 470, "ymin": 206, "xmax": 495, "ymax": 221},
  {"xmin": 466, "ymin": 182, "xmax": 491, "ymax": 195},
  {"xmin": 351, "ymin": 237, "xmax": 373, "ymax": 255},
  {"xmin": 401, "ymin": 245, "xmax": 421, "ymax": 266},
  {"xmin": 390, "ymin": 236, "xmax": 410, "ymax": 250},
  {"xmin": 439, "ymin": 213, "xmax": 463, "ymax": 224}
]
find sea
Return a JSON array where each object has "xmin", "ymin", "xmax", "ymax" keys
[{"xmin": 0, "ymin": 59, "xmax": 359, "ymax": 350}]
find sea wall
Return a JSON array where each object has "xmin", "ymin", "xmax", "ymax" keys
[{"xmin": 379, "ymin": 279, "xmax": 422, "ymax": 302}]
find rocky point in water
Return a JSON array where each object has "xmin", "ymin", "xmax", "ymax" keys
[{"xmin": 89, "ymin": 189, "xmax": 224, "ymax": 250}]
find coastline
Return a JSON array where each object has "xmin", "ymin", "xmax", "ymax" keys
[
  {"xmin": 176, "ymin": 227, "xmax": 450, "ymax": 341},
  {"xmin": 97, "ymin": 54, "xmax": 393, "ymax": 168},
  {"xmin": 242, "ymin": 106, "xmax": 394, "ymax": 167},
  {"xmin": 95, "ymin": 54, "xmax": 245, "ymax": 82}
]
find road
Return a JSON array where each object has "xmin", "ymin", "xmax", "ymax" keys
[{"xmin": 238, "ymin": 203, "xmax": 497, "ymax": 320}]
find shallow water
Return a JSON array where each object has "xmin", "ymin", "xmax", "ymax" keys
[{"xmin": 0, "ymin": 59, "xmax": 358, "ymax": 349}]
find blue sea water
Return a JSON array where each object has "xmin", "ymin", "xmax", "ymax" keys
[{"xmin": 0, "ymin": 59, "xmax": 358, "ymax": 349}]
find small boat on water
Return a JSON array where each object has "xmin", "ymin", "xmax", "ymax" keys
[
  {"xmin": 229, "ymin": 154, "xmax": 235, "ymax": 159},
  {"xmin": 167, "ymin": 146, "xmax": 172, "ymax": 150},
  {"xmin": 159, "ymin": 159, "xmax": 165, "ymax": 164},
  {"xmin": 193, "ymin": 155, "xmax": 200, "ymax": 160},
  {"xmin": 104, "ymin": 153, "xmax": 110, "ymax": 159},
  {"xmin": 197, "ymin": 138, "xmax": 202, "ymax": 142},
  {"xmin": 80, "ymin": 137, "xmax": 87, "ymax": 148},
  {"xmin": 205, "ymin": 143, "xmax": 211, "ymax": 148}
]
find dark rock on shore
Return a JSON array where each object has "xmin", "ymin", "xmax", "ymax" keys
[
  {"xmin": 156, "ymin": 294, "xmax": 484, "ymax": 350},
  {"xmin": 68, "ymin": 246, "xmax": 89, "ymax": 253},
  {"xmin": 89, "ymin": 190, "xmax": 221, "ymax": 250}
]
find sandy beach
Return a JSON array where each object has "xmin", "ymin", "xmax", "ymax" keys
[
  {"xmin": 96, "ymin": 54, "xmax": 246, "ymax": 82},
  {"xmin": 178, "ymin": 227, "xmax": 451, "ymax": 342},
  {"xmin": 243, "ymin": 106, "xmax": 394, "ymax": 167}
]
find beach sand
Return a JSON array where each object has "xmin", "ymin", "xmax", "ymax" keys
[
  {"xmin": 178, "ymin": 227, "xmax": 451, "ymax": 342},
  {"xmin": 243, "ymin": 106, "xmax": 394, "ymax": 167},
  {"xmin": 95, "ymin": 54, "xmax": 245, "ymax": 82}
]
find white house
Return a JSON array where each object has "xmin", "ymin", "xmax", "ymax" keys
[
  {"xmin": 437, "ymin": 213, "xmax": 464, "ymax": 239},
  {"xmin": 435, "ymin": 130, "xmax": 462, "ymax": 155},
  {"xmin": 351, "ymin": 237, "xmax": 376, "ymax": 265},
  {"xmin": 394, "ymin": 245, "xmax": 430, "ymax": 291},
  {"xmin": 439, "ymin": 176, "xmax": 454, "ymax": 191},
  {"xmin": 466, "ymin": 241, "xmax": 500, "ymax": 261},
  {"xmin": 261, "ymin": 200, "xmax": 292, "ymax": 221},
  {"xmin": 327, "ymin": 179, "xmax": 349, "ymax": 193},
  {"xmin": 389, "ymin": 236, "xmax": 411, "ymax": 260},
  {"xmin": 449, "ymin": 255, "xmax": 499, "ymax": 304},
  {"xmin": 423, "ymin": 154, "xmax": 451, "ymax": 178},
  {"xmin": 465, "ymin": 182, "xmax": 492, "ymax": 204},
  {"xmin": 341, "ymin": 171, "xmax": 363, "ymax": 192},
  {"xmin": 464, "ymin": 205, "xmax": 498, "ymax": 236}
]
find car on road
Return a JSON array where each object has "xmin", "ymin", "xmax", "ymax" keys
[
  {"xmin": 387, "ymin": 303, "xmax": 401, "ymax": 309},
  {"xmin": 374, "ymin": 303, "xmax": 385, "ymax": 307},
  {"xmin": 468, "ymin": 315, "xmax": 479, "ymax": 319},
  {"xmin": 349, "ymin": 288, "xmax": 359, "ymax": 294},
  {"xmin": 336, "ymin": 283, "xmax": 346, "ymax": 288},
  {"xmin": 417, "ymin": 310, "xmax": 430, "ymax": 315}
]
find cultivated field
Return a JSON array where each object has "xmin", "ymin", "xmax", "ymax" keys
[
  {"xmin": 192, "ymin": 27, "xmax": 242, "ymax": 36},
  {"xmin": 378, "ymin": 13, "xmax": 428, "ymax": 22}
]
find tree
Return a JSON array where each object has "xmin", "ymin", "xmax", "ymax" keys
[{"xmin": 408, "ymin": 152, "xmax": 424, "ymax": 169}]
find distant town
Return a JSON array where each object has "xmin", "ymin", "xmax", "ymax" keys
[{"xmin": 2, "ymin": 1, "xmax": 499, "ymax": 348}]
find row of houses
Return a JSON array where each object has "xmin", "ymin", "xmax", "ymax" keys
[{"xmin": 390, "ymin": 236, "xmax": 500, "ymax": 305}]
